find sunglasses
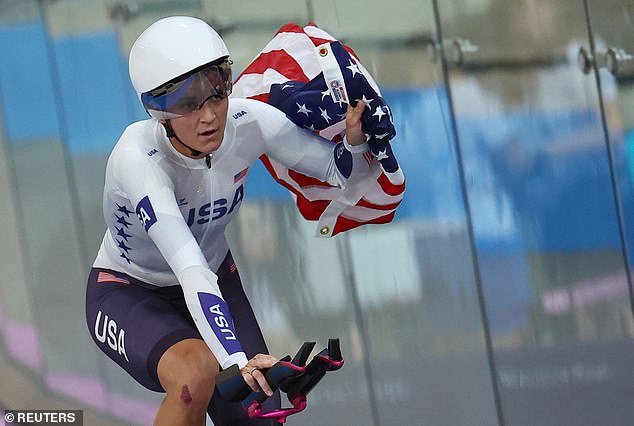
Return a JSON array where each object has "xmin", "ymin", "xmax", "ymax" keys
[{"xmin": 142, "ymin": 60, "xmax": 233, "ymax": 119}]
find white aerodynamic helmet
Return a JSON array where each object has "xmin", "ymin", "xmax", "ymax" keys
[{"xmin": 129, "ymin": 16, "xmax": 232, "ymax": 119}]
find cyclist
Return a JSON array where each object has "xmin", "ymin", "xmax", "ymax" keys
[{"xmin": 85, "ymin": 16, "xmax": 369, "ymax": 426}]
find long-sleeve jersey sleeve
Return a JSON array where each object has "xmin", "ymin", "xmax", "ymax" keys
[{"xmin": 243, "ymin": 99, "xmax": 370, "ymax": 187}]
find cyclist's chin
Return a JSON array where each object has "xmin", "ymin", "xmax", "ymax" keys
[{"xmin": 199, "ymin": 133, "xmax": 223, "ymax": 153}]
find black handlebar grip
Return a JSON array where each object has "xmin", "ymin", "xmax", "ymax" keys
[
  {"xmin": 263, "ymin": 355, "xmax": 294, "ymax": 389},
  {"xmin": 217, "ymin": 340, "xmax": 341, "ymax": 410},
  {"xmin": 327, "ymin": 338, "xmax": 342, "ymax": 364},
  {"xmin": 286, "ymin": 339, "xmax": 343, "ymax": 401},
  {"xmin": 279, "ymin": 342, "xmax": 315, "ymax": 392},
  {"xmin": 285, "ymin": 350, "xmax": 328, "ymax": 401},
  {"xmin": 216, "ymin": 364, "xmax": 252, "ymax": 402},
  {"xmin": 291, "ymin": 341, "xmax": 316, "ymax": 366},
  {"xmin": 241, "ymin": 355, "xmax": 302, "ymax": 407}
]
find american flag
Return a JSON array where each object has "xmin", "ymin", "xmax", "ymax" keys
[
  {"xmin": 233, "ymin": 23, "xmax": 405, "ymax": 237},
  {"xmin": 97, "ymin": 271, "xmax": 130, "ymax": 285},
  {"xmin": 234, "ymin": 167, "xmax": 249, "ymax": 183}
]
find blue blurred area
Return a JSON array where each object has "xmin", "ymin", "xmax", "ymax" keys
[
  {"xmin": 383, "ymin": 87, "xmax": 465, "ymax": 224},
  {"xmin": 53, "ymin": 30, "xmax": 145, "ymax": 153},
  {"xmin": 0, "ymin": 21, "xmax": 145, "ymax": 149},
  {"xmin": 244, "ymin": 159, "xmax": 291, "ymax": 200},
  {"xmin": 457, "ymin": 108, "xmax": 629, "ymax": 253},
  {"xmin": 0, "ymin": 22, "xmax": 61, "ymax": 141},
  {"xmin": 1, "ymin": 21, "xmax": 633, "ymax": 254}
]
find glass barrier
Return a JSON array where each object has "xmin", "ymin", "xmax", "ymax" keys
[
  {"xmin": 0, "ymin": 0, "xmax": 125, "ymax": 424},
  {"xmin": 438, "ymin": 0, "xmax": 634, "ymax": 424},
  {"xmin": 1, "ymin": 0, "xmax": 633, "ymax": 425},
  {"xmin": 586, "ymin": 0, "xmax": 634, "ymax": 271}
]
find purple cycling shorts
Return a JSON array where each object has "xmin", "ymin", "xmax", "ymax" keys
[{"xmin": 85, "ymin": 251, "xmax": 280, "ymax": 425}]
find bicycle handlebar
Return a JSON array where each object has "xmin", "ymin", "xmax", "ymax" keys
[{"xmin": 216, "ymin": 338, "xmax": 344, "ymax": 424}]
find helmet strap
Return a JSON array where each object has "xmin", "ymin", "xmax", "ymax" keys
[{"xmin": 163, "ymin": 120, "xmax": 203, "ymax": 157}]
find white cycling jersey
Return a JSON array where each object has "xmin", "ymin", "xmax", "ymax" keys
[{"xmin": 93, "ymin": 98, "xmax": 369, "ymax": 369}]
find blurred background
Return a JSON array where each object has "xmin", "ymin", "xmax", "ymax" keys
[{"xmin": 1, "ymin": 0, "xmax": 634, "ymax": 424}]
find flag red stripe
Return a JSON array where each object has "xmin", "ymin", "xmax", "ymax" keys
[
  {"xmin": 259, "ymin": 155, "xmax": 283, "ymax": 183},
  {"xmin": 260, "ymin": 155, "xmax": 331, "ymax": 218},
  {"xmin": 295, "ymin": 194, "xmax": 331, "ymax": 220},
  {"xmin": 332, "ymin": 211, "xmax": 396, "ymax": 236},
  {"xmin": 356, "ymin": 197, "xmax": 401, "ymax": 211},
  {"xmin": 239, "ymin": 50, "xmax": 309, "ymax": 83},
  {"xmin": 276, "ymin": 23, "xmax": 306, "ymax": 35},
  {"xmin": 288, "ymin": 169, "xmax": 333, "ymax": 188},
  {"xmin": 308, "ymin": 36, "xmax": 336, "ymax": 48},
  {"xmin": 248, "ymin": 93, "xmax": 270, "ymax": 103},
  {"xmin": 342, "ymin": 45, "xmax": 360, "ymax": 61},
  {"xmin": 377, "ymin": 173, "xmax": 406, "ymax": 196},
  {"xmin": 276, "ymin": 24, "xmax": 347, "ymax": 60}
]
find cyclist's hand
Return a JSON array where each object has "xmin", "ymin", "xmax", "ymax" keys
[
  {"xmin": 345, "ymin": 101, "xmax": 366, "ymax": 146},
  {"xmin": 240, "ymin": 353, "xmax": 278, "ymax": 396}
]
